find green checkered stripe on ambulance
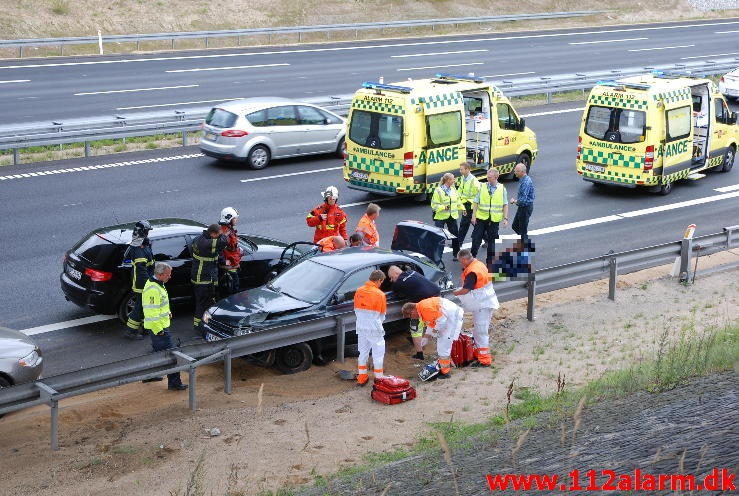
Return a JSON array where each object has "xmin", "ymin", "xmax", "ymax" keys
[
  {"xmin": 351, "ymin": 100, "xmax": 405, "ymax": 115},
  {"xmin": 411, "ymin": 92, "xmax": 462, "ymax": 110},
  {"xmin": 581, "ymin": 148, "xmax": 644, "ymax": 169},
  {"xmin": 588, "ymin": 94, "xmax": 648, "ymax": 110},
  {"xmin": 346, "ymin": 154, "xmax": 403, "ymax": 176},
  {"xmin": 652, "ymin": 88, "xmax": 690, "ymax": 104}
]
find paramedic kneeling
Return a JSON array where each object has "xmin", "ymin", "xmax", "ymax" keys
[{"xmin": 402, "ymin": 297, "xmax": 463, "ymax": 379}]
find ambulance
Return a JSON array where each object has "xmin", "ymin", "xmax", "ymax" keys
[
  {"xmin": 343, "ymin": 74, "xmax": 538, "ymax": 196},
  {"xmin": 576, "ymin": 72, "xmax": 737, "ymax": 195}
]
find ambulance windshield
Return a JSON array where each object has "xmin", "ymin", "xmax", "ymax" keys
[
  {"xmin": 349, "ymin": 110, "xmax": 403, "ymax": 150},
  {"xmin": 585, "ymin": 106, "xmax": 646, "ymax": 144}
]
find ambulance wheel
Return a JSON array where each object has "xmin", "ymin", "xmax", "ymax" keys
[
  {"xmin": 658, "ymin": 181, "xmax": 673, "ymax": 196},
  {"xmin": 336, "ymin": 137, "xmax": 346, "ymax": 158},
  {"xmin": 247, "ymin": 145, "xmax": 271, "ymax": 170},
  {"xmin": 117, "ymin": 292, "xmax": 135, "ymax": 324},
  {"xmin": 720, "ymin": 146, "xmax": 735, "ymax": 173},
  {"xmin": 275, "ymin": 343, "xmax": 313, "ymax": 374}
]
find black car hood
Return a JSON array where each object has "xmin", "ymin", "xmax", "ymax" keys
[{"xmin": 211, "ymin": 286, "xmax": 312, "ymax": 326}]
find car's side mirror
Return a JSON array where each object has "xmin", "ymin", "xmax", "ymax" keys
[
  {"xmin": 332, "ymin": 293, "xmax": 345, "ymax": 305},
  {"xmin": 517, "ymin": 118, "xmax": 526, "ymax": 132}
]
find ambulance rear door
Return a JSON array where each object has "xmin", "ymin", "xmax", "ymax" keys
[
  {"xmin": 659, "ymin": 96, "xmax": 693, "ymax": 183},
  {"xmin": 418, "ymin": 98, "xmax": 465, "ymax": 188}
]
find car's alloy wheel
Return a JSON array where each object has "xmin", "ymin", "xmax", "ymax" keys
[
  {"xmin": 248, "ymin": 145, "xmax": 270, "ymax": 170},
  {"xmin": 117, "ymin": 292, "xmax": 135, "ymax": 324}
]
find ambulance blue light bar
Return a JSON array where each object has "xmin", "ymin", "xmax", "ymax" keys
[
  {"xmin": 362, "ymin": 82, "xmax": 412, "ymax": 93},
  {"xmin": 652, "ymin": 69, "xmax": 702, "ymax": 79},
  {"xmin": 596, "ymin": 80, "xmax": 651, "ymax": 90},
  {"xmin": 435, "ymin": 73, "xmax": 484, "ymax": 83}
]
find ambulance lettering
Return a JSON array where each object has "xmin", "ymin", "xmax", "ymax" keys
[
  {"xmin": 418, "ymin": 146, "xmax": 460, "ymax": 165},
  {"xmin": 663, "ymin": 139, "xmax": 689, "ymax": 158}
]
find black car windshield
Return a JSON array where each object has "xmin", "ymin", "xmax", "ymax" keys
[{"xmin": 269, "ymin": 260, "xmax": 343, "ymax": 304}]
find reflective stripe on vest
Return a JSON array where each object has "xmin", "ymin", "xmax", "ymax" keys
[
  {"xmin": 431, "ymin": 186, "xmax": 460, "ymax": 220},
  {"xmin": 142, "ymin": 281, "xmax": 170, "ymax": 333},
  {"xmin": 476, "ymin": 183, "xmax": 505, "ymax": 222},
  {"xmin": 461, "ymin": 259, "xmax": 490, "ymax": 290}
]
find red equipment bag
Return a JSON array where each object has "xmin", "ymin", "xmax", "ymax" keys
[
  {"xmin": 451, "ymin": 333, "xmax": 476, "ymax": 367},
  {"xmin": 371, "ymin": 376, "xmax": 416, "ymax": 405}
]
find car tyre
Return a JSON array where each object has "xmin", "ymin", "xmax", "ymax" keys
[
  {"xmin": 336, "ymin": 137, "xmax": 346, "ymax": 158},
  {"xmin": 658, "ymin": 181, "xmax": 673, "ymax": 196},
  {"xmin": 0, "ymin": 375, "xmax": 11, "ymax": 389},
  {"xmin": 274, "ymin": 343, "xmax": 313, "ymax": 374},
  {"xmin": 117, "ymin": 292, "xmax": 135, "ymax": 325},
  {"xmin": 720, "ymin": 146, "xmax": 735, "ymax": 173},
  {"xmin": 247, "ymin": 145, "xmax": 271, "ymax": 170}
]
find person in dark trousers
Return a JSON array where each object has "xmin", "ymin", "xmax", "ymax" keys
[
  {"xmin": 190, "ymin": 224, "xmax": 227, "ymax": 335},
  {"xmin": 457, "ymin": 162, "xmax": 481, "ymax": 245},
  {"xmin": 123, "ymin": 220, "xmax": 154, "ymax": 340},
  {"xmin": 388, "ymin": 265, "xmax": 441, "ymax": 360},
  {"xmin": 471, "ymin": 167, "xmax": 509, "ymax": 268},
  {"xmin": 510, "ymin": 163, "xmax": 535, "ymax": 243},
  {"xmin": 142, "ymin": 262, "xmax": 187, "ymax": 390}
]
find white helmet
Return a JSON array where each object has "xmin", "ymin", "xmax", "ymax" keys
[
  {"xmin": 322, "ymin": 186, "xmax": 339, "ymax": 200},
  {"xmin": 220, "ymin": 207, "xmax": 239, "ymax": 224}
]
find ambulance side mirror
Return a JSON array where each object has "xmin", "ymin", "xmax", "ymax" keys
[
  {"xmin": 730, "ymin": 112, "xmax": 738, "ymax": 125},
  {"xmin": 517, "ymin": 118, "xmax": 526, "ymax": 132}
]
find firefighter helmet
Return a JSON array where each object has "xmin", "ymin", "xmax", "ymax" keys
[
  {"xmin": 322, "ymin": 186, "xmax": 339, "ymax": 200},
  {"xmin": 132, "ymin": 220, "xmax": 152, "ymax": 238},
  {"xmin": 220, "ymin": 207, "xmax": 239, "ymax": 224}
]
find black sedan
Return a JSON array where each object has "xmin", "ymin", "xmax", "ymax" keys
[
  {"xmin": 61, "ymin": 218, "xmax": 303, "ymax": 323},
  {"xmin": 201, "ymin": 221, "xmax": 453, "ymax": 373}
]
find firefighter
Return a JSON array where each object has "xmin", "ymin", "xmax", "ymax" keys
[
  {"xmin": 307, "ymin": 186, "xmax": 348, "ymax": 243},
  {"xmin": 452, "ymin": 249, "xmax": 499, "ymax": 367},
  {"xmin": 317, "ymin": 235, "xmax": 346, "ymax": 253},
  {"xmin": 123, "ymin": 220, "xmax": 154, "ymax": 339},
  {"xmin": 402, "ymin": 297, "xmax": 463, "ymax": 380},
  {"xmin": 191, "ymin": 224, "xmax": 227, "ymax": 334},
  {"xmin": 355, "ymin": 203, "xmax": 381, "ymax": 247},
  {"xmin": 218, "ymin": 207, "xmax": 242, "ymax": 296},
  {"xmin": 354, "ymin": 270, "xmax": 387, "ymax": 385}
]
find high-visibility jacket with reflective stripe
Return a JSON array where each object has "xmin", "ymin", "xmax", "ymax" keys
[
  {"xmin": 190, "ymin": 231, "xmax": 226, "ymax": 284},
  {"xmin": 431, "ymin": 186, "xmax": 462, "ymax": 220},
  {"xmin": 355, "ymin": 281, "xmax": 386, "ymax": 333},
  {"xmin": 124, "ymin": 243, "xmax": 153, "ymax": 293},
  {"xmin": 307, "ymin": 203, "xmax": 348, "ymax": 243},
  {"xmin": 458, "ymin": 174, "xmax": 481, "ymax": 204},
  {"xmin": 142, "ymin": 278, "xmax": 170, "ymax": 334},
  {"xmin": 475, "ymin": 183, "xmax": 506, "ymax": 222},
  {"xmin": 356, "ymin": 214, "xmax": 379, "ymax": 247},
  {"xmin": 461, "ymin": 259, "xmax": 489, "ymax": 290},
  {"xmin": 460, "ymin": 259, "xmax": 499, "ymax": 310}
]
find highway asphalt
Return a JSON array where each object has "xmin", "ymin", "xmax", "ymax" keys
[
  {"xmin": 1, "ymin": 98, "xmax": 737, "ymax": 377},
  {"xmin": 1, "ymin": 18, "xmax": 738, "ymax": 123}
]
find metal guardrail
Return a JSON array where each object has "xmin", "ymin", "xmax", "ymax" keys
[
  {"xmin": 1, "ymin": 225, "xmax": 737, "ymax": 450},
  {"xmin": 0, "ymin": 12, "xmax": 603, "ymax": 57},
  {"xmin": 1, "ymin": 57, "xmax": 736, "ymax": 164}
]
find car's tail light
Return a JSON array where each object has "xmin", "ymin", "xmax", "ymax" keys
[
  {"xmin": 85, "ymin": 268, "xmax": 113, "ymax": 282},
  {"xmin": 403, "ymin": 151, "xmax": 414, "ymax": 178},
  {"xmin": 720, "ymin": 76, "xmax": 725, "ymax": 83},
  {"xmin": 576, "ymin": 136, "xmax": 582, "ymax": 161},
  {"xmin": 644, "ymin": 145, "xmax": 654, "ymax": 171},
  {"xmin": 221, "ymin": 129, "xmax": 249, "ymax": 137}
]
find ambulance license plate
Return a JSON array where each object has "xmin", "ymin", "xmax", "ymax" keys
[
  {"xmin": 66, "ymin": 265, "xmax": 82, "ymax": 280},
  {"xmin": 350, "ymin": 169, "xmax": 370, "ymax": 181},
  {"xmin": 584, "ymin": 164, "xmax": 606, "ymax": 173}
]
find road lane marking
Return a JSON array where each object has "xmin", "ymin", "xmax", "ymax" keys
[
  {"xmin": 521, "ymin": 107, "xmax": 583, "ymax": 117},
  {"xmin": 714, "ymin": 184, "xmax": 739, "ymax": 193},
  {"xmin": 569, "ymin": 37, "xmax": 648, "ymax": 45},
  {"xmin": 681, "ymin": 51, "xmax": 739, "ymax": 59},
  {"xmin": 239, "ymin": 166, "xmax": 342, "ymax": 183},
  {"xmin": 0, "ymin": 79, "xmax": 30, "ymax": 84},
  {"xmin": 2, "ymin": 21, "xmax": 739, "ymax": 70},
  {"xmin": 618, "ymin": 191, "xmax": 739, "ymax": 217},
  {"xmin": 75, "ymin": 84, "xmax": 198, "ymax": 95},
  {"xmin": 482, "ymin": 71, "xmax": 535, "ymax": 78},
  {"xmin": 165, "ymin": 63, "xmax": 289, "ymax": 73},
  {"xmin": 715, "ymin": 30, "xmax": 739, "ymax": 34},
  {"xmin": 20, "ymin": 314, "xmax": 116, "ymax": 336},
  {"xmin": 391, "ymin": 49, "xmax": 488, "ymax": 58},
  {"xmin": 628, "ymin": 44, "xmax": 695, "ymax": 52},
  {"xmin": 397, "ymin": 62, "xmax": 483, "ymax": 72},
  {"xmin": 339, "ymin": 197, "xmax": 397, "ymax": 208},
  {"xmin": 116, "ymin": 97, "xmax": 244, "ymax": 110}
]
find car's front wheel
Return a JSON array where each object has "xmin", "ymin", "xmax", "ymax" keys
[
  {"xmin": 721, "ymin": 146, "xmax": 735, "ymax": 173},
  {"xmin": 117, "ymin": 292, "xmax": 135, "ymax": 325},
  {"xmin": 247, "ymin": 145, "xmax": 271, "ymax": 170},
  {"xmin": 274, "ymin": 343, "xmax": 313, "ymax": 374}
]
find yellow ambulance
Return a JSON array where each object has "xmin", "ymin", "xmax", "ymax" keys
[
  {"xmin": 343, "ymin": 74, "xmax": 538, "ymax": 196},
  {"xmin": 577, "ymin": 72, "xmax": 737, "ymax": 195}
]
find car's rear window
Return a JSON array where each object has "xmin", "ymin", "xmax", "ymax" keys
[
  {"xmin": 205, "ymin": 108, "xmax": 238, "ymax": 128},
  {"xmin": 349, "ymin": 110, "xmax": 403, "ymax": 150},
  {"xmin": 72, "ymin": 233, "xmax": 124, "ymax": 265}
]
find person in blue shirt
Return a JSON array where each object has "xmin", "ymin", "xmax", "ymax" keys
[{"xmin": 510, "ymin": 163, "xmax": 535, "ymax": 243}]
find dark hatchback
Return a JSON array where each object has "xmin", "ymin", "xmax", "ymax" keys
[
  {"xmin": 61, "ymin": 218, "xmax": 300, "ymax": 323},
  {"xmin": 201, "ymin": 221, "xmax": 454, "ymax": 373}
]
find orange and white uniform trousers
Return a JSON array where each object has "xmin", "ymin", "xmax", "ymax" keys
[
  {"xmin": 419, "ymin": 297, "xmax": 463, "ymax": 374},
  {"xmin": 458, "ymin": 284, "xmax": 499, "ymax": 365},
  {"xmin": 355, "ymin": 309, "xmax": 386, "ymax": 382}
]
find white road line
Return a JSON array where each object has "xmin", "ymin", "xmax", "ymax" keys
[
  {"xmin": 569, "ymin": 37, "xmax": 648, "ymax": 45},
  {"xmin": 618, "ymin": 191, "xmax": 739, "ymax": 218},
  {"xmin": 0, "ymin": 79, "xmax": 30, "ymax": 84},
  {"xmin": 521, "ymin": 107, "xmax": 583, "ymax": 118},
  {"xmin": 397, "ymin": 62, "xmax": 483, "ymax": 72},
  {"xmin": 530, "ymin": 215, "xmax": 624, "ymax": 235},
  {"xmin": 165, "ymin": 63, "xmax": 289, "ymax": 73},
  {"xmin": 117, "ymin": 98, "xmax": 244, "ymax": 110},
  {"xmin": 2, "ymin": 21, "xmax": 739, "ymax": 71},
  {"xmin": 20, "ymin": 315, "xmax": 116, "ymax": 336},
  {"xmin": 75, "ymin": 84, "xmax": 198, "ymax": 96},
  {"xmin": 339, "ymin": 197, "xmax": 397, "ymax": 208},
  {"xmin": 715, "ymin": 30, "xmax": 739, "ymax": 34},
  {"xmin": 681, "ymin": 51, "xmax": 739, "ymax": 59},
  {"xmin": 482, "ymin": 71, "xmax": 535, "ymax": 78},
  {"xmin": 628, "ymin": 44, "xmax": 695, "ymax": 52},
  {"xmin": 714, "ymin": 184, "xmax": 739, "ymax": 193},
  {"xmin": 391, "ymin": 49, "xmax": 488, "ymax": 58},
  {"xmin": 239, "ymin": 166, "xmax": 342, "ymax": 183},
  {"xmin": 0, "ymin": 153, "xmax": 203, "ymax": 181}
]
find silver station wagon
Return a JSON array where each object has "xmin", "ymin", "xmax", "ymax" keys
[{"xmin": 199, "ymin": 97, "xmax": 346, "ymax": 169}]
